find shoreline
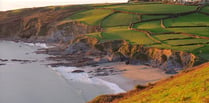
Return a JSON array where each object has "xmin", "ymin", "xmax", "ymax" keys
[
  {"xmin": 81, "ymin": 62, "xmax": 174, "ymax": 91},
  {"xmin": 0, "ymin": 40, "xmax": 175, "ymax": 99}
]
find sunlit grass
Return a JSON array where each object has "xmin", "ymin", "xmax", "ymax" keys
[
  {"xmin": 66, "ymin": 9, "xmax": 113, "ymax": 25},
  {"xmin": 102, "ymin": 27, "xmax": 155, "ymax": 45},
  {"xmin": 164, "ymin": 13, "xmax": 209, "ymax": 27},
  {"xmin": 153, "ymin": 34, "xmax": 191, "ymax": 41},
  {"xmin": 101, "ymin": 4, "xmax": 197, "ymax": 14},
  {"xmin": 119, "ymin": 65, "xmax": 209, "ymax": 103},
  {"xmin": 102, "ymin": 13, "xmax": 139, "ymax": 27}
]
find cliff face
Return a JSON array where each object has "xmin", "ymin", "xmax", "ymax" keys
[
  {"xmin": 0, "ymin": 6, "xmax": 95, "ymax": 40},
  {"xmin": 65, "ymin": 37, "xmax": 196, "ymax": 70},
  {"xmin": 47, "ymin": 21, "xmax": 101, "ymax": 43},
  {"xmin": 0, "ymin": 6, "xmax": 196, "ymax": 70}
]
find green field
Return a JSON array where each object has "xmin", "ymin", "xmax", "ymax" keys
[
  {"xmin": 102, "ymin": 27, "xmax": 155, "ymax": 45},
  {"xmin": 164, "ymin": 13, "xmax": 209, "ymax": 27},
  {"xmin": 65, "ymin": 3, "xmax": 209, "ymax": 61},
  {"xmin": 153, "ymin": 34, "xmax": 191, "ymax": 41},
  {"xmin": 150, "ymin": 44, "xmax": 204, "ymax": 52},
  {"xmin": 66, "ymin": 3, "xmax": 209, "ymax": 103},
  {"xmin": 102, "ymin": 13, "xmax": 139, "ymax": 27},
  {"xmin": 67, "ymin": 9, "xmax": 113, "ymax": 25},
  {"xmin": 201, "ymin": 6, "xmax": 209, "ymax": 13},
  {"xmin": 164, "ymin": 38, "xmax": 209, "ymax": 46},
  {"xmin": 142, "ymin": 15, "xmax": 168, "ymax": 21},
  {"xmin": 99, "ymin": 3, "xmax": 197, "ymax": 14},
  {"xmin": 135, "ymin": 21, "xmax": 170, "ymax": 33},
  {"xmin": 136, "ymin": 20, "xmax": 209, "ymax": 37},
  {"xmin": 168, "ymin": 27, "xmax": 209, "ymax": 37}
]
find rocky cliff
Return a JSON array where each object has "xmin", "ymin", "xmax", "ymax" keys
[
  {"xmin": 0, "ymin": 5, "xmax": 196, "ymax": 70},
  {"xmin": 64, "ymin": 36, "xmax": 196, "ymax": 70},
  {"xmin": 0, "ymin": 6, "xmax": 98, "ymax": 41}
]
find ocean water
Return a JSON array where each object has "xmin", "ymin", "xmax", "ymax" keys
[{"xmin": 0, "ymin": 41, "xmax": 124, "ymax": 103}]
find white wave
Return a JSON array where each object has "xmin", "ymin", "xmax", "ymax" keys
[
  {"xmin": 24, "ymin": 43, "xmax": 51, "ymax": 48},
  {"xmin": 49, "ymin": 66, "xmax": 125, "ymax": 94}
]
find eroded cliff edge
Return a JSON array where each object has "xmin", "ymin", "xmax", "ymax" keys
[{"xmin": 0, "ymin": 6, "xmax": 197, "ymax": 71}]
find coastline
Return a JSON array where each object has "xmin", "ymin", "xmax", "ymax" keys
[
  {"xmin": 81, "ymin": 62, "xmax": 174, "ymax": 91},
  {"xmin": 0, "ymin": 40, "xmax": 175, "ymax": 101},
  {"xmin": 0, "ymin": 40, "xmax": 120, "ymax": 102}
]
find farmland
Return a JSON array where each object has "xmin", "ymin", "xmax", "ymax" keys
[{"xmin": 66, "ymin": 3, "xmax": 209, "ymax": 61}]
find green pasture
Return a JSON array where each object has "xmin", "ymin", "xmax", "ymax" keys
[
  {"xmin": 201, "ymin": 6, "xmax": 209, "ymax": 13},
  {"xmin": 153, "ymin": 34, "xmax": 191, "ymax": 41},
  {"xmin": 164, "ymin": 38, "xmax": 209, "ymax": 46},
  {"xmin": 66, "ymin": 9, "xmax": 113, "ymax": 25},
  {"xmin": 100, "ymin": 4, "xmax": 197, "ymax": 14},
  {"xmin": 102, "ymin": 13, "xmax": 139, "ymax": 27},
  {"xmin": 164, "ymin": 13, "xmax": 209, "ymax": 27},
  {"xmin": 101, "ymin": 27, "xmax": 155, "ymax": 45}
]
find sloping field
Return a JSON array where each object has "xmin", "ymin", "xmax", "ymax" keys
[
  {"xmin": 99, "ymin": 3, "xmax": 197, "ymax": 14},
  {"xmin": 102, "ymin": 27, "xmax": 155, "ymax": 45},
  {"xmin": 67, "ymin": 9, "xmax": 113, "ymax": 25},
  {"xmin": 164, "ymin": 13, "xmax": 209, "ymax": 27},
  {"xmin": 64, "ymin": 3, "xmax": 208, "ymax": 60},
  {"xmin": 135, "ymin": 21, "xmax": 169, "ymax": 33},
  {"xmin": 136, "ymin": 20, "xmax": 209, "ymax": 37},
  {"xmin": 168, "ymin": 27, "xmax": 209, "ymax": 37},
  {"xmin": 201, "ymin": 6, "xmax": 209, "ymax": 14},
  {"xmin": 153, "ymin": 34, "xmax": 191, "ymax": 41},
  {"xmin": 164, "ymin": 38, "xmax": 209, "ymax": 46},
  {"xmin": 150, "ymin": 44, "xmax": 204, "ymax": 52},
  {"xmin": 142, "ymin": 15, "xmax": 168, "ymax": 21},
  {"xmin": 102, "ymin": 13, "xmax": 139, "ymax": 27}
]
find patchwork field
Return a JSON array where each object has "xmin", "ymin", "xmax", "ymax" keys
[
  {"xmin": 67, "ymin": 3, "xmax": 209, "ymax": 61},
  {"xmin": 153, "ymin": 34, "xmax": 191, "ymax": 41},
  {"xmin": 102, "ymin": 13, "xmax": 139, "ymax": 27},
  {"xmin": 102, "ymin": 27, "xmax": 155, "ymax": 44},
  {"xmin": 164, "ymin": 13, "xmax": 209, "ymax": 27},
  {"xmin": 97, "ymin": 3, "xmax": 197, "ymax": 14},
  {"xmin": 66, "ymin": 9, "xmax": 113, "ymax": 25}
]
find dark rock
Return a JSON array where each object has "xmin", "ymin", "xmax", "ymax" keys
[
  {"xmin": 71, "ymin": 70, "xmax": 85, "ymax": 73},
  {"xmin": 91, "ymin": 64, "xmax": 99, "ymax": 67},
  {"xmin": 0, "ymin": 59, "xmax": 8, "ymax": 62},
  {"xmin": 95, "ymin": 72, "xmax": 109, "ymax": 76},
  {"xmin": 0, "ymin": 63, "xmax": 6, "ymax": 66},
  {"xmin": 165, "ymin": 69, "xmax": 177, "ymax": 74}
]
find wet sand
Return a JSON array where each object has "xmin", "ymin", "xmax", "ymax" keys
[
  {"xmin": 82, "ymin": 62, "xmax": 173, "ymax": 91},
  {"xmin": 0, "ymin": 41, "xmax": 113, "ymax": 103}
]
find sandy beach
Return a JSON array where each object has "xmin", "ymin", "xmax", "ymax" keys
[{"xmin": 81, "ymin": 62, "xmax": 173, "ymax": 91}]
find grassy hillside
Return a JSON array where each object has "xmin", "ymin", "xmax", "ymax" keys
[
  {"xmin": 89, "ymin": 62, "xmax": 209, "ymax": 103},
  {"xmin": 66, "ymin": 9, "xmax": 113, "ymax": 25},
  {"xmin": 64, "ymin": 3, "xmax": 208, "ymax": 61},
  {"xmin": 119, "ymin": 63, "xmax": 209, "ymax": 103},
  {"xmin": 97, "ymin": 3, "xmax": 197, "ymax": 14},
  {"xmin": 1, "ymin": 2, "xmax": 207, "ymax": 60},
  {"xmin": 201, "ymin": 5, "xmax": 209, "ymax": 13}
]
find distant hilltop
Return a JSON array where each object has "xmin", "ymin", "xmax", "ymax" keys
[{"xmin": 128, "ymin": 0, "xmax": 209, "ymax": 4}]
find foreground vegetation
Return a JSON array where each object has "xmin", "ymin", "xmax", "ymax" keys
[
  {"xmin": 89, "ymin": 62, "xmax": 209, "ymax": 103},
  {"xmin": 115, "ymin": 63, "xmax": 209, "ymax": 103}
]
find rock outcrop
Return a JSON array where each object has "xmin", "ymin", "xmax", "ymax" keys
[
  {"xmin": 0, "ymin": 6, "xmax": 91, "ymax": 40},
  {"xmin": 0, "ymin": 5, "xmax": 196, "ymax": 70},
  {"xmin": 47, "ymin": 21, "xmax": 101, "ymax": 43},
  {"xmin": 63, "ymin": 36, "xmax": 196, "ymax": 70}
]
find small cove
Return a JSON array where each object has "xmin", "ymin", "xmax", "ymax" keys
[{"xmin": 0, "ymin": 41, "xmax": 122, "ymax": 103}]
